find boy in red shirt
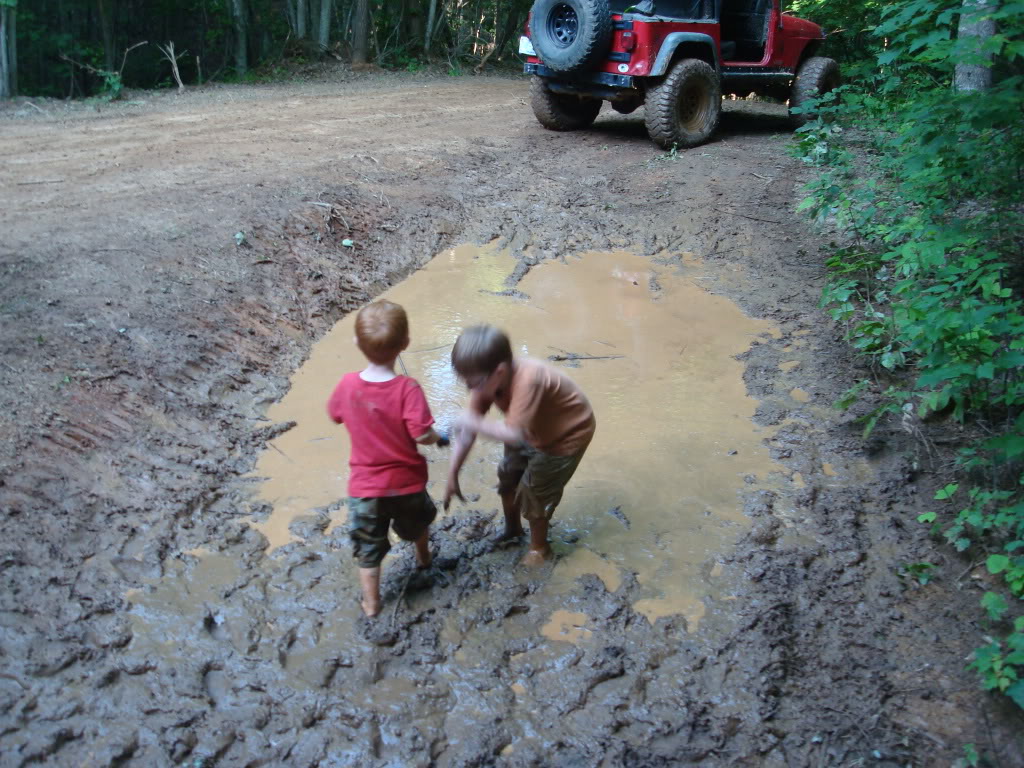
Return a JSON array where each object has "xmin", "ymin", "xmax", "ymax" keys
[{"xmin": 327, "ymin": 300, "xmax": 447, "ymax": 617}]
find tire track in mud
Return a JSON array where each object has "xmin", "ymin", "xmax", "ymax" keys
[{"xmin": 0, "ymin": 77, "xmax": 1018, "ymax": 765}]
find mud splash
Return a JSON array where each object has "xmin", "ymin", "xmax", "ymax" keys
[{"xmin": 251, "ymin": 243, "xmax": 783, "ymax": 629}]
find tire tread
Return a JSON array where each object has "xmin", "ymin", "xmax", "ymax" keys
[
  {"xmin": 644, "ymin": 58, "xmax": 721, "ymax": 149},
  {"xmin": 530, "ymin": 76, "xmax": 602, "ymax": 131}
]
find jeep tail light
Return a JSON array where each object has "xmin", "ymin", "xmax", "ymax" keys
[{"xmin": 620, "ymin": 31, "xmax": 636, "ymax": 52}]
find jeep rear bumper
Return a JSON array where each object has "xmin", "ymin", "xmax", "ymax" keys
[{"xmin": 524, "ymin": 63, "xmax": 635, "ymax": 91}]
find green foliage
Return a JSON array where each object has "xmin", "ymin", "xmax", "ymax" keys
[
  {"xmin": 97, "ymin": 69, "xmax": 124, "ymax": 100},
  {"xmin": 962, "ymin": 743, "xmax": 981, "ymax": 768},
  {"xmin": 900, "ymin": 561, "xmax": 937, "ymax": 585},
  {"xmin": 386, "ymin": 52, "xmax": 424, "ymax": 72},
  {"xmin": 797, "ymin": 0, "xmax": 1024, "ymax": 709},
  {"xmin": 968, "ymin": 617, "xmax": 1024, "ymax": 707},
  {"xmin": 787, "ymin": 0, "xmax": 888, "ymax": 65}
]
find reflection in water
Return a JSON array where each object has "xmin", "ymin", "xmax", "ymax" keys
[{"xmin": 250, "ymin": 243, "xmax": 782, "ymax": 629}]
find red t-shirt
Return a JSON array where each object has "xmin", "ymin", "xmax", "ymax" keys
[{"xmin": 326, "ymin": 373, "xmax": 434, "ymax": 498}]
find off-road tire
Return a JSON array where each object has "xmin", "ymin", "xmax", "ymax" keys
[
  {"xmin": 529, "ymin": 0, "xmax": 612, "ymax": 74},
  {"xmin": 789, "ymin": 56, "xmax": 840, "ymax": 127},
  {"xmin": 530, "ymin": 76, "xmax": 603, "ymax": 131},
  {"xmin": 644, "ymin": 58, "xmax": 721, "ymax": 149}
]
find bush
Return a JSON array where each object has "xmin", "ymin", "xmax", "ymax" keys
[{"xmin": 795, "ymin": 0, "xmax": 1024, "ymax": 709}]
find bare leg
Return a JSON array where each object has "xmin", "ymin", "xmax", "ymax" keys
[
  {"xmin": 358, "ymin": 567, "xmax": 382, "ymax": 617},
  {"xmin": 521, "ymin": 517, "xmax": 553, "ymax": 567},
  {"xmin": 414, "ymin": 530, "xmax": 431, "ymax": 569},
  {"xmin": 498, "ymin": 491, "xmax": 525, "ymax": 541}
]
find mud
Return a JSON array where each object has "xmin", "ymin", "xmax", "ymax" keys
[
  {"xmin": 252, "ymin": 244, "xmax": 784, "ymax": 636},
  {"xmin": 1, "ymin": 71, "xmax": 1022, "ymax": 766}
]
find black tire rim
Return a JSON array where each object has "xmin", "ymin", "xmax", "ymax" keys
[{"xmin": 547, "ymin": 3, "xmax": 580, "ymax": 48}]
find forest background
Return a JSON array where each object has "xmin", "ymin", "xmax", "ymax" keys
[{"xmin": 0, "ymin": 0, "xmax": 1022, "ymax": 718}]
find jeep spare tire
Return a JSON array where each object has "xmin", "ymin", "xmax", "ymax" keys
[{"xmin": 529, "ymin": 0, "xmax": 612, "ymax": 74}]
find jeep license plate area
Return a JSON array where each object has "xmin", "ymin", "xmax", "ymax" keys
[{"xmin": 524, "ymin": 62, "xmax": 634, "ymax": 90}]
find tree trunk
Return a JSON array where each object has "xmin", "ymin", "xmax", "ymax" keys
[
  {"xmin": 352, "ymin": 0, "xmax": 370, "ymax": 63},
  {"xmin": 424, "ymin": 0, "xmax": 437, "ymax": 55},
  {"xmin": 97, "ymin": 0, "xmax": 115, "ymax": 72},
  {"xmin": 318, "ymin": 0, "xmax": 333, "ymax": 50},
  {"xmin": 297, "ymin": 0, "xmax": 307, "ymax": 38},
  {"xmin": 0, "ymin": 7, "xmax": 9, "ymax": 100},
  {"xmin": 7, "ymin": 2, "xmax": 14, "ymax": 97},
  {"xmin": 955, "ymin": 0, "xmax": 995, "ymax": 92},
  {"xmin": 231, "ymin": 0, "xmax": 249, "ymax": 76},
  {"xmin": 284, "ymin": 0, "xmax": 297, "ymax": 34}
]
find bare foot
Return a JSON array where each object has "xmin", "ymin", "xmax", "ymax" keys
[
  {"xmin": 361, "ymin": 599, "xmax": 381, "ymax": 618},
  {"xmin": 520, "ymin": 546, "xmax": 553, "ymax": 567},
  {"xmin": 415, "ymin": 552, "xmax": 432, "ymax": 570}
]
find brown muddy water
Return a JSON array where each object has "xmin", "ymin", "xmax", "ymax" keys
[
  {"xmin": 123, "ymin": 243, "xmax": 852, "ymax": 763},
  {"xmin": 250, "ymin": 244, "xmax": 785, "ymax": 628}
]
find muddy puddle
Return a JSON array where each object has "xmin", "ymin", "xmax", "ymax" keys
[
  {"xmin": 122, "ymin": 244, "xmax": 825, "ymax": 759},
  {"xmin": 249, "ymin": 244, "xmax": 785, "ymax": 626}
]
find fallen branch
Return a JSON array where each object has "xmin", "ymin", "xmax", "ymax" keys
[
  {"xmin": 155, "ymin": 42, "xmax": 188, "ymax": 92},
  {"xmin": 547, "ymin": 347, "xmax": 624, "ymax": 363},
  {"xmin": 725, "ymin": 210, "xmax": 782, "ymax": 225},
  {"xmin": 59, "ymin": 41, "xmax": 148, "ymax": 99},
  {"xmin": 17, "ymin": 179, "xmax": 64, "ymax": 186}
]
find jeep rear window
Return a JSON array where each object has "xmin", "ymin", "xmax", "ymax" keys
[{"xmin": 613, "ymin": 0, "xmax": 716, "ymax": 20}]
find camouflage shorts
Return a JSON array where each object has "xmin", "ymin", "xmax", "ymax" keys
[
  {"xmin": 347, "ymin": 491, "xmax": 437, "ymax": 568},
  {"xmin": 497, "ymin": 443, "xmax": 587, "ymax": 521}
]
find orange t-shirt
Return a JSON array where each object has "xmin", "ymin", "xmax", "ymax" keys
[{"xmin": 501, "ymin": 358, "xmax": 595, "ymax": 456}]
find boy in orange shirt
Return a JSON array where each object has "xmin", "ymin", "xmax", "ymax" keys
[
  {"xmin": 327, "ymin": 300, "xmax": 447, "ymax": 617},
  {"xmin": 444, "ymin": 324, "xmax": 596, "ymax": 565}
]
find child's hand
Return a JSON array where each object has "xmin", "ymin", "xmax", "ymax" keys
[
  {"xmin": 444, "ymin": 475, "xmax": 465, "ymax": 511},
  {"xmin": 436, "ymin": 430, "xmax": 451, "ymax": 448}
]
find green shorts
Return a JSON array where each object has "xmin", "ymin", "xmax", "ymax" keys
[
  {"xmin": 497, "ymin": 443, "xmax": 587, "ymax": 522},
  {"xmin": 348, "ymin": 491, "xmax": 437, "ymax": 568}
]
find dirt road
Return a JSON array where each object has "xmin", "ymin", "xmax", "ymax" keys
[{"xmin": 1, "ymin": 72, "xmax": 1019, "ymax": 766}]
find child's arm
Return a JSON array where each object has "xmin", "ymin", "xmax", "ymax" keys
[
  {"xmin": 455, "ymin": 412, "xmax": 525, "ymax": 447},
  {"xmin": 444, "ymin": 389, "xmax": 490, "ymax": 510}
]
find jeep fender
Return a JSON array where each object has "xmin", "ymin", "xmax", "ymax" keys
[{"xmin": 649, "ymin": 33, "xmax": 719, "ymax": 77}]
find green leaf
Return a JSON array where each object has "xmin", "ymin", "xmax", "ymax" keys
[
  {"xmin": 988, "ymin": 554, "xmax": 1011, "ymax": 574},
  {"xmin": 918, "ymin": 511, "xmax": 937, "ymax": 523},
  {"xmin": 342, "ymin": 239, "xmax": 355, "ymax": 248},
  {"xmin": 981, "ymin": 591, "xmax": 1009, "ymax": 620},
  {"xmin": 1007, "ymin": 679, "xmax": 1024, "ymax": 709},
  {"xmin": 935, "ymin": 483, "xmax": 959, "ymax": 500}
]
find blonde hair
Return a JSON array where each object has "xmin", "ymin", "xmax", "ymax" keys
[
  {"xmin": 451, "ymin": 324, "xmax": 512, "ymax": 377},
  {"xmin": 355, "ymin": 301, "xmax": 408, "ymax": 364}
]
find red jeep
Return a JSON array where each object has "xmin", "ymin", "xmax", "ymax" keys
[{"xmin": 520, "ymin": 0, "xmax": 839, "ymax": 148}]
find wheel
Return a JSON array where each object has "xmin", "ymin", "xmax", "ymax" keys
[
  {"xmin": 789, "ymin": 56, "xmax": 840, "ymax": 126},
  {"xmin": 644, "ymin": 58, "xmax": 721, "ymax": 149},
  {"xmin": 530, "ymin": 76, "xmax": 602, "ymax": 131},
  {"xmin": 528, "ymin": 0, "xmax": 612, "ymax": 74}
]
